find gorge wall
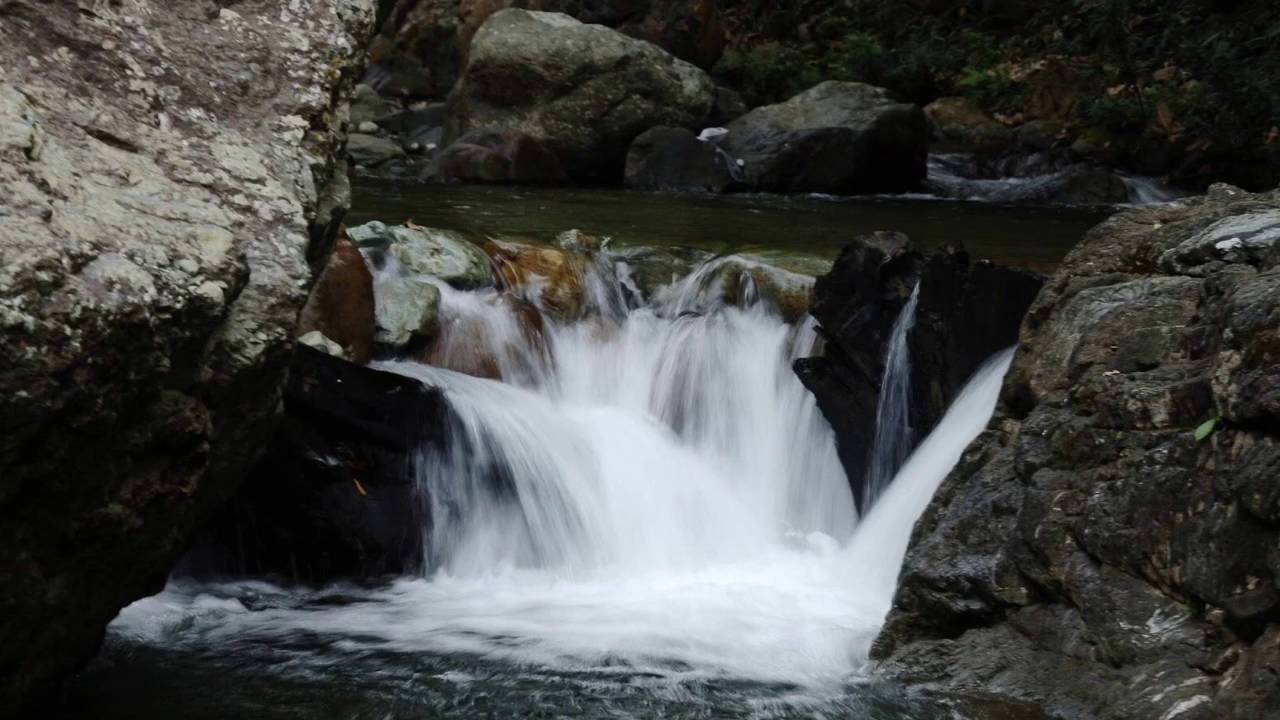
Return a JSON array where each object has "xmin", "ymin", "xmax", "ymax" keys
[
  {"xmin": 0, "ymin": 0, "xmax": 373, "ymax": 705},
  {"xmin": 874, "ymin": 185, "xmax": 1280, "ymax": 720}
]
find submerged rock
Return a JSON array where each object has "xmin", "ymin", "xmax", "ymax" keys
[
  {"xmin": 722, "ymin": 82, "xmax": 928, "ymax": 195},
  {"xmin": 0, "ymin": 0, "xmax": 374, "ymax": 706},
  {"xmin": 191, "ymin": 346, "xmax": 449, "ymax": 582},
  {"xmin": 794, "ymin": 234, "xmax": 1043, "ymax": 513},
  {"xmin": 447, "ymin": 9, "xmax": 716, "ymax": 184},
  {"xmin": 874, "ymin": 184, "xmax": 1280, "ymax": 720}
]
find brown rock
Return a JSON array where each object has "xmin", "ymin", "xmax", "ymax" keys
[
  {"xmin": 297, "ymin": 236, "xmax": 377, "ymax": 364},
  {"xmin": 485, "ymin": 239, "xmax": 589, "ymax": 321}
]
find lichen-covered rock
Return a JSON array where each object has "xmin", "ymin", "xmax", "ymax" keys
[
  {"xmin": 722, "ymin": 81, "xmax": 928, "ymax": 194},
  {"xmin": 874, "ymin": 185, "xmax": 1280, "ymax": 720},
  {"xmin": 350, "ymin": 221, "xmax": 493, "ymax": 288},
  {"xmin": 0, "ymin": 0, "xmax": 374, "ymax": 707},
  {"xmin": 446, "ymin": 9, "xmax": 716, "ymax": 183}
]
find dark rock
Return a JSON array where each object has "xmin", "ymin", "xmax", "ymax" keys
[
  {"xmin": 709, "ymin": 85, "xmax": 748, "ymax": 124},
  {"xmin": 874, "ymin": 184, "xmax": 1280, "ymax": 720},
  {"xmin": 624, "ymin": 126, "xmax": 735, "ymax": 192},
  {"xmin": 794, "ymin": 233, "xmax": 1042, "ymax": 513},
  {"xmin": 446, "ymin": 9, "xmax": 715, "ymax": 184},
  {"xmin": 0, "ymin": 0, "xmax": 374, "ymax": 707},
  {"xmin": 433, "ymin": 130, "xmax": 568, "ymax": 184},
  {"xmin": 347, "ymin": 132, "xmax": 407, "ymax": 167},
  {"xmin": 190, "ymin": 346, "xmax": 449, "ymax": 582},
  {"xmin": 350, "ymin": 82, "xmax": 397, "ymax": 125},
  {"xmin": 924, "ymin": 96, "xmax": 1014, "ymax": 154},
  {"xmin": 374, "ymin": 103, "xmax": 448, "ymax": 135},
  {"xmin": 723, "ymin": 81, "xmax": 928, "ymax": 195},
  {"xmin": 297, "ymin": 236, "xmax": 377, "ymax": 365}
]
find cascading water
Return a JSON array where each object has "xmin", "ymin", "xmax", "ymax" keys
[
  {"xmin": 863, "ymin": 283, "xmax": 920, "ymax": 510},
  {"xmin": 101, "ymin": 240, "xmax": 1017, "ymax": 717}
]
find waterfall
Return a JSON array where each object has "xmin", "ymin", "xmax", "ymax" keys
[{"xmin": 863, "ymin": 283, "xmax": 920, "ymax": 510}]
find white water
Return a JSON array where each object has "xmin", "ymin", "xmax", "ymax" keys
[
  {"xmin": 864, "ymin": 283, "xmax": 920, "ymax": 509},
  {"xmin": 111, "ymin": 246, "xmax": 1016, "ymax": 700}
]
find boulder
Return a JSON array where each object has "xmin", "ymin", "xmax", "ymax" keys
[
  {"xmin": 446, "ymin": 9, "xmax": 716, "ymax": 184},
  {"xmin": 794, "ymin": 234, "xmax": 1043, "ymax": 513},
  {"xmin": 0, "ymin": 0, "xmax": 373, "ymax": 707},
  {"xmin": 349, "ymin": 221, "xmax": 493, "ymax": 289},
  {"xmin": 722, "ymin": 81, "xmax": 929, "ymax": 194},
  {"xmin": 433, "ymin": 130, "xmax": 568, "ymax": 184},
  {"xmin": 189, "ymin": 346, "xmax": 450, "ymax": 582},
  {"xmin": 924, "ymin": 96, "xmax": 1014, "ymax": 154},
  {"xmin": 297, "ymin": 237, "xmax": 377, "ymax": 365},
  {"xmin": 350, "ymin": 83, "xmax": 397, "ymax": 125},
  {"xmin": 373, "ymin": 275, "xmax": 442, "ymax": 350},
  {"xmin": 624, "ymin": 126, "xmax": 736, "ymax": 192},
  {"xmin": 873, "ymin": 185, "xmax": 1280, "ymax": 720},
  {"xmin": 347, "ymin": 132, "xmax": 407, "ymax": 167},
  {"xmin": 485, "ymin": 239, "xmax": 590, "ymax": 321}
]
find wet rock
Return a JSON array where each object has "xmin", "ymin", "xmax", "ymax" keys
[
  {"xmin": 349, "ymin": 221, "xmax": 493, "ymax": 289},
  {"xmin": 485, "ymin": 239, "xmax": 590, "ymax": 321},
  {"xmin": 926, "ymin": 160, "xmax": 1132, "ymax": 206},
  {"xmin": 624, "ymin": 126, "xmax": 736, "ymax": 193},
  {"xmin": 373, "ymin": 275, "xmax": 442, "ymax": 351},
  {"xmin": 615, "ymin": 245, "xmax": 714, "ymax": 302},
  {"xmin": 794, "ymin": 234, "xmax": 1042, "ymax": 513},
  {"xmin": 874, "ymin": 184, "xmax": 1280, "ymax": 720},
  {"xmin": 297, "ymin": 237, "xmax": 377, "ymax": 365},
  {"xmin": 0, "ymin": 0, "xmax": 374, "ymax": 706},
  {"xmin": 433, "ymin": 130, "xmax": 568, "ymax": 184},
  {"xmin": 722, "ymin": 82, "xmax": 928, "ymax": 195},
  {"xmin": 925, "ymin": 96, "xmax": 1014, "ymax": 154},
  {"xmin": 446, "ymin": 9, "xmax": 716, "ymax": 184},
  {"xmin": 347, "ymin": 132, "xmax": 407, "ymax": 167},
  {"xmin": 190, "ymin": 346, "xmax": 449, "ymax": 582}
]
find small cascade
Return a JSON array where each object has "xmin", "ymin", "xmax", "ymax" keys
[{"xmin": 863, "ymin": 283, "xmax": 920, "ymax": 511}]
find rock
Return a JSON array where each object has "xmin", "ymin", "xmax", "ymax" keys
[
  {"xmin": 926, "ymin": 160, "xmax": 1132, "ymax": 206},
  {"xmin": 297, "ymin": 237, "xmax": 376, "ymax": 365},
  {"xmin": 375, "ymin": 103, "xmax": 448, "ymax": 135},
  {"xmin": 350, "ymin": 83, "xmax": 396, "ymax": 125},
  {"xmin": 189, "ymin": 346, "xmax": 449, "ymax": 582},
  {"xmin": 349, "ymin": 221, "xmax": 493, "ymax": 289},
  {"xmin": 0, "ymin": 0, "xmax": 373, "ymax": 707},
  {"xmin": 347, "ymin": 132, "xmax": 407, "ymax": 167},
  {"xmin": 485, "ymin": 239, "xmax": 590, "ymax": 321},
  {"xmin": 423, "ymin": 294, "xmax": 550, "ymax": 381},
  {"xmin": 370, "ymin": 0, "xmax": 465, "ymax": 99},
  {"xmin": 614, "ymin": 245, "xmax": 714, "ymax": 302},
  {"xmin": 298, "ymin": 330, "xmax": 349, "ymax": 359},
  {"xmin": 722, "ymin": 82, "xmax": 928, "ymax": 194},
  {"xmin": 433, "ymin": 130, "xmax": 568, "ymax": 184},
  {"xmin": 710, "ymin": 85, "xmax": 748, "ymax": 125},
  {"xmin": 874, "ymin": 185, "xmax": 1280, "ymax": 720},
  {"xmin": 793, "ymin": 234, "xmax": 1043, "ymax": 513},
  {"xmin": 625, "ymin": 126, "xmax": 736, "ymax": 192},
  {"xmin": 924, "ymin": 96, "xmax": 1014, "ymax": 154},
  {"xmin": 446, "ymin": 9, "xmax": 716, "ymax": 184},
  {"xmin": 373, "ymin": 275, "xmax": 442, "ymax": 350}
]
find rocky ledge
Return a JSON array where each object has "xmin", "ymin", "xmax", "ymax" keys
[
  {"xmin": 0, "ymin": 0, "xmax": 372, "ymax": 706},
  {"xmin": 874, "ymin": 185, "xmax": 1280, "ymax": 720}
]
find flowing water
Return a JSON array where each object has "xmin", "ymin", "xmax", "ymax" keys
[
  {"xmin": 863, "ymin": 283, "xmax": 921, "ymax": 511},
  {"xmin": 57, "ymin": 186, "xmax": 1030, "ymax": 719}
]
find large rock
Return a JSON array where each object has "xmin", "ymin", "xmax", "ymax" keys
[
  {"xmin": 446, "ymin": 9, "xmax": 716, "ymax": 184},
  {"xmin": 485, "ymin": 238, "xmax": 591, "ymax": 321},
  {"xmin": 189, "ymin": 346, "xmax": 449, "ymax": 582},
  {"xmin": 624, "ymin": 126, "xmax": 737, "ymax": 192},
  {"xmin": 297, "ymin": 236, "xmax": 377, "ymax": 364},
  {"xmin": 794, "ymin": 234, "xmax": 1043, "ymax": 513},
  {"xmin": 433, "ymin": 129, "xmax": 568, "ymax": 184},
  {"xmin": 346, "ymin": 132, "xmax": 407, "ymax": 167},
  {"xmin": 0, "ymin": 0, "xmax": 373, "ymax": 707},
  {"xmin": 874, "ymin": 185, "xmax": 1280, "ymax": 720},
  {"xmin": 373, "ymin": 275, "xmax": 442, "ymax": 350},
  {"xmin": 349, "ymin": 221, "xmax": 493, "ymax": 289},
  {"xmin": 722, "ymin": 82, "xmax": 929, "ymax": 195}
]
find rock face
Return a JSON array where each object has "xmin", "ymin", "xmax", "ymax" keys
[
  {"xmin": 625, "ymin": 126, "xmax": 736, "ymax": 192},
  {"xmin": 874, "ymin": 185, "xmax": 1280, "ymax": 720},
  {"xmin": 0, "ymin": 0, "xmax": 373, "ymax": 706},
  {"xmin": 190, "ymin": 346, "xmax": 449, "ymax": 582},
  {"xmin": 794, "ymin": 234, "xmax": 1043, "ymax": 513},
  {"xmin": 446, "ymin": 9, "xmax": 716, "ymax": 184},
  {"xmin": 722, "ymin": 82, "xmax": 928, "ymax": 194}
]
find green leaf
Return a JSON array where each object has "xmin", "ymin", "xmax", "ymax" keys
[{"xmin": 1194, "ymin": 418, "xmax": 1218, "ymax": 442}]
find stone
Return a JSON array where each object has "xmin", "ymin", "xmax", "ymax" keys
[
  {"xmin": 722, "ymin": 81, "xmax": 929, "ymax": 194},
  {"xmin": 297, "ymin": 237, "xmax": 376, "ymax": 364},
  {"xmin": 350, "ymin": 82, "xmax": 396, "ymax": 125},
  {"xmin": 446, "ymin": 9, "xmax": 716, "ymax": 184},
  {"xmin": 298, "ymin": 330, "xmax": 349, "ymax": 359},
  {"xmin": 874, "ymin": 185, "xmax": 1280, "ymax": 720},
  {"xmin": 349, "ymin": 221, "xmax": 493, "ymax": 289},
  {"xmin": 485, "ymin": 239, "xmax": 590, "ymax": 321},
  {"xmin": 433, "ymin": 130, "xmax": 568, "ymax": 184},
  {"xmin": 0, "ymin": 0, "xmax": 374, "ymax": 707},
  {"xmin": 624, "ymin": 126, "xmax": 736, "ymax": 193},
  {"xmin": 373, "ymin": 275, "xmax": 442, "ymax": 350},
  {"xmin": 347, "ymin": 132, "xmax": 406, "ymax": 167},
  {"xmin": 924, "ymin": 96, "xmax": 1014, "ymax": 154}
]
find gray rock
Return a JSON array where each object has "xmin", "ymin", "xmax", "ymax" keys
[
  {"xmin": 0, "ymin": 0, "xmax": 374, "ymax": 707},
  {"xmin": 374, "ymin": 276, "xmax": 441, "ymax": 349},
  {"xmin": 350, "ymin": 82, "xmax": 395, "ymax": 125},
  {"xmin": 874, "ymin": 184, "xmax": 1280, "ymax": 720},
  {"xmin": 298, "ymin": 330, "xmax": 349, "ymax": 359},
  {"xmin": 624, "ymin": 126, "xmax": 735, "ymax": 193},
  {"xmin": 446, "ymin": 9, "xmax": 716, "ymax": 184},
  {"xmin": 347, "ymin": 132, "xmax": 406, "ymax": 167},
  {"xmin": 349, "ymin": 221, "xmax": 492, "ymax": 289},
  {"xmin": 723, "ymin": 81, "xmax": 928, "ymax": 194}
]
